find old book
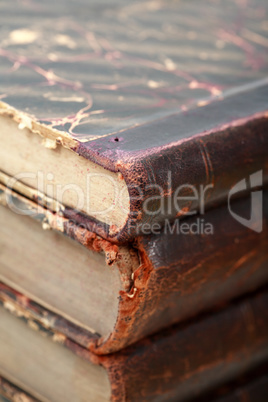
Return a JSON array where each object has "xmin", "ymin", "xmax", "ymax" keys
[
  {"xmin": 0, "ymin": 286, "xmax": 267, "ymax": 402},
  {"xmin": 1, "ymin": 185, "xmax": 268, "ymax": 354},
  {"xmin": 1, "ymin": 365, "xmax": 267, "ymax": 402},
  {"xmin": 196, "ymin": 362, "xmax": 268, "ymax": 402},
  {"xmin": 0, "ymin": 0, "xmax": 268, "ymax": 241},
  {"xmin": 1, "ymin": 362, "xmax": 267, "ymax": 402},
  {"xmin": 0, "ymin": 377, "xmax": 37, "ymax": 402}
]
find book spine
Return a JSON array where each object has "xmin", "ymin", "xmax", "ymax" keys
[
  {"xmin": 116, "ymin": 114, "xmax": 268, "ymax": 241},
  {"xmin": 93, "ymin": 191, "xmax": 268, "ymax": 353},
  {"xmin": 76, "ymin": 84, "xmax": 268, "ymax": 242},
  {"xmin": 1, "ymin": 186, "xmax": 268, "ymax": 354},
  {"xmin": 103, "ymin": 288, "xmax": 268, "ymax": 401},
  {"xmin": 210, "ymin": 369, "xmax": 268, "ymax": 402},
  {"xmin": 1, "ymin": 284, "xmax": 268, "ymax": 402}
]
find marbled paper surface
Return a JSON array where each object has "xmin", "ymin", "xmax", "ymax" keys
[{"xmin": 0, "ymin": 0, "xmax": 268, "ymax": 141}]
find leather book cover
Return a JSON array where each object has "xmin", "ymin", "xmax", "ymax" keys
[
  {"xmin": 0, "ymin": 0, "xmax": 268, "ymax": 241},
  {"xmin": 1, "ymin": 365, "xmax": 267, "ymax": 402},
  {"xmin": 196, "ymin": 362, "xmax": 268, "ymax": 402},
  {"xmin": 0, "ymin": 286, "xmax": 267, "ymax": 402},
  {"xmin": 1, "ymin": 362, "xmax": 267, "ymax": 402},
  {"xmin": 1, "ymin": 186, "xmax": 268, "ymax": 354}
]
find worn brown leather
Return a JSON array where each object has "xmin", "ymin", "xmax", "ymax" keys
[
  {"xmin": 1, "ymin": 187, "xmax": 268, "ymax": 354},
  {"xmin": 76, "ymin": 91, "xmax": 268, "ymax": 242},
  {"xmin": 194, "ymin": 362, "xmax": 268, "ymax": 402},
  {"xmin": 1, "ymin": 0, "xmax": 268, "ymax": 242}
]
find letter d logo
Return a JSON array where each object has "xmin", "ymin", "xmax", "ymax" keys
[{"xmin": 228, "ymin": 170, "xmax": 263, "ymax": 233}]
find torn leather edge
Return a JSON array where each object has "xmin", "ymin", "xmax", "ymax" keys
[
  {"xmin": 0, "ymin": 186, "xmax": 154, "ymax": 354},
  {"xmin": 92, "ymin": 240, "xmax": 154, "ymax": 354},
  {"xmin": 0, "ymin": 185, "xmax": 153, "ymax": 355}
]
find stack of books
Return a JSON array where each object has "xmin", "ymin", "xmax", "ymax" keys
[{"xmin": 0, "ymin": 0, "xmax": 267, "ymax": 400}]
